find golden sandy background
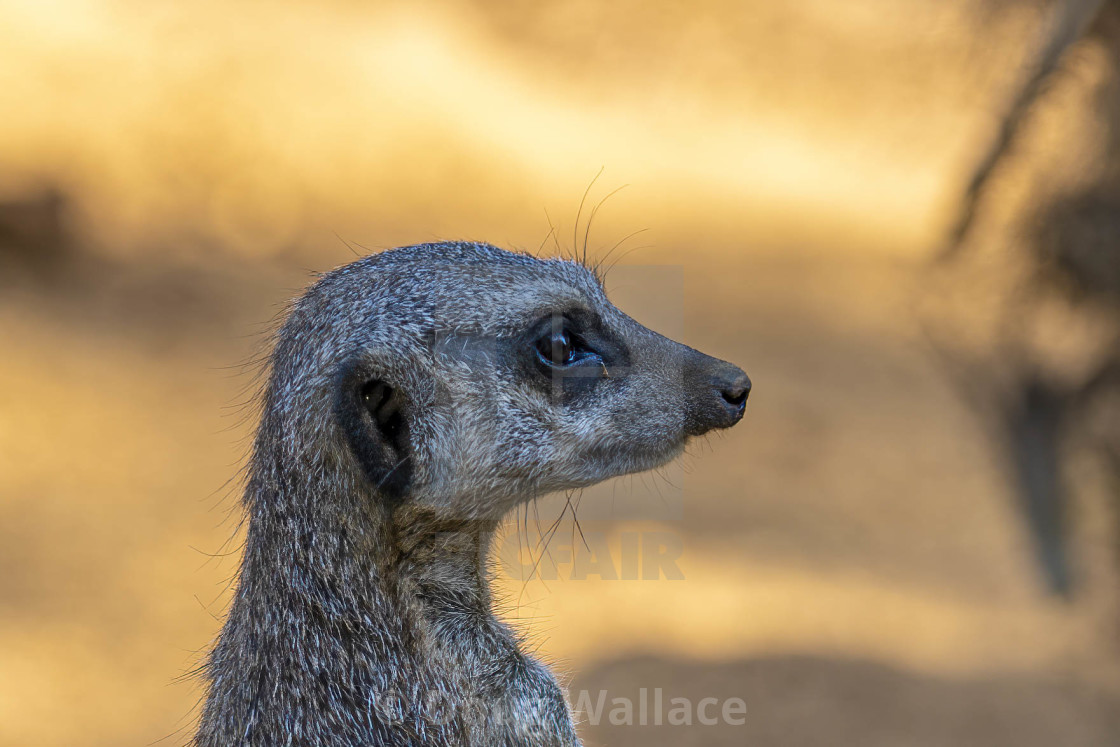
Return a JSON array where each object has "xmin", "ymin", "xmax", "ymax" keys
[{"xmin": 0, "ymin": 1, "xmax": 1118, "ymax": 745}]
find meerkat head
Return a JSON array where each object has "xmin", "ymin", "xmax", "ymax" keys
[{"xmin": 260, "ymin": 242, "xmax": 748, "ymax": 523}]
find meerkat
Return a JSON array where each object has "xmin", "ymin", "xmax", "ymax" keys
[{"xmin": 193, "ymin": 242, "xmax": 749, "ymax": 746}]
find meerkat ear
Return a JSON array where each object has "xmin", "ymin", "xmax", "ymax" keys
[{"xmin": 335, "ymin": 360, "xmax": 412, "ymax": 499}]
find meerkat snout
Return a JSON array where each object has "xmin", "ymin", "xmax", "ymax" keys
[{"xmin": 666, "ymin": 345, "xmax": 750, "ymax": 438}]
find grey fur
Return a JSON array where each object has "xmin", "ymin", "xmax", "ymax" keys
[{"xmin": 193, "ymin": 242, "xmax": 748, "ymax": 746}]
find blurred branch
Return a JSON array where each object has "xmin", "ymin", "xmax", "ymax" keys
[
  {"xmin": 1006, "ymin": 376, "xmax": 1074, "ymax": 594},
  {"xmin": 939, "ymin": 0, "xmax": 1107, "ymax": 261}
]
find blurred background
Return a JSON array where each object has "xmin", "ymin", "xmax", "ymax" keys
[{"xmin": 2, "ymin": 0, "xmax": 1119, "ymax": 744}]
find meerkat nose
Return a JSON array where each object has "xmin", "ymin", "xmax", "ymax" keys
[
  {"xmin": 714, "ymin": 368, "xmax": 751, "ymax": 423},
  {"xmin": 680, "ymin": 353, "xmax": 750, "ymax": 436},
  {"xmin": 719, "ymin": 372, "xmax": 751, "ymax": 409},
  {"xmin": 694, "ymin": 362, "xmax": 748, "ymax": 430}
]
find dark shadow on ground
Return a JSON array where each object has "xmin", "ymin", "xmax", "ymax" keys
[{"xmin": 573, "ymin": 654, "xmax": 1120, "ymax": 747}]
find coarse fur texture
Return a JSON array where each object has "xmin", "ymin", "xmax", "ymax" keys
[{"xmin": 194, "ymin": 242, "xmax": 748, "ymax": 746}]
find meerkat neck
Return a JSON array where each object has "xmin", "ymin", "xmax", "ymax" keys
[
  {"xmin": 239, "ymin": 470, "xmax": 503, "ymax": 626},
  {"xmin": 197, "ymin": 472, "xmax": 516, "ymax": 745},
  {"xmin": 387, "ymin": 512, "xmax": 503, "ymax": 617}
]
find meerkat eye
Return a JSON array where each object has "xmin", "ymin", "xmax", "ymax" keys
[
  {"xmin": 536, "ymin": 328, "xmax": 574, "ymax": 366},
  {"xmin": 531, "ymin": 318, "xmax": 603, "ymax": 370}
]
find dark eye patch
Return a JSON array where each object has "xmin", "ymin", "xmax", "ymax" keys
[{"xmin": 518, "ymin": 308, "xmax": 630, "ymax": 403}]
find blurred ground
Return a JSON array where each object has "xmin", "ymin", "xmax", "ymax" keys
[
  {"xmin": 574, "ymin": 654, "xmax": 1120, "ymax": 746},
  {"xmin": 1, "ymin": 1, "xmax": 1119, "ymax": 745}
]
